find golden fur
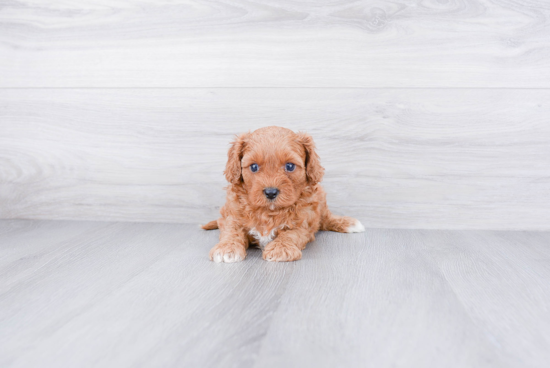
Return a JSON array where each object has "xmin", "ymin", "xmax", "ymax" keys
[{"xmin": 203, "ymin": 126, "xmax": 364, "ymax": 262}]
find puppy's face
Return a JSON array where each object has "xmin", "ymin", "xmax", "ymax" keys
[
  {"xmin": 241, "ymin": 134, "xmax": 306, "ymax": 209},
  {"xmin": 225, "ymin": 127, "xmax": 324, "ymax": 210}
]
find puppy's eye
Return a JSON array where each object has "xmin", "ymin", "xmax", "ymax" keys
[
  {"xmin": 285, "ymin": 163, "xmax": 296, "ymax": 172},
  {"xmin": 250, "ymin": 163, "xmax": 259, "ymax": 173}
]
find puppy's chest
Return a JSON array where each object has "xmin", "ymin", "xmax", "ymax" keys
[{"xmin": 248, "ymin": 227, "xmax": 281, "ymax": 249}]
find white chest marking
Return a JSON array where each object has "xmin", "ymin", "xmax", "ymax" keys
[{"xmin": 249, "ymin": 227, "xmax": 278, "ymax": 249}]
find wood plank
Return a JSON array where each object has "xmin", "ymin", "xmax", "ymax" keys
[
  {"xmin": 253, "ymin": 229, "xmax": 550, "ymax": 368},
  {"xmin": 1, "ymin": 88, "xmax": 549, "ymax": 229},
  {"xmin": 1, "ymin": 220, "xmax": 549, "ymax": 367},
  {"xmin": 0, "ymin": 220, "xmax": 105, "ymax": 291},
  {"xmin": 1, "ymin": 0, "xmax": 550, "ymax": 87},
  {"xmin": 0, "ymin": 220, "xmax": 295, "ymax": 368}
]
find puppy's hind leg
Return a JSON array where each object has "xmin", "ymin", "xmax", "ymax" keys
[
  {"xmin": 200, "ymin": 220, "xmax": 219, "ymax": 230},
  {"xmin": 320, "ymin": 210, "xmax": 365, "ymax": 233}
]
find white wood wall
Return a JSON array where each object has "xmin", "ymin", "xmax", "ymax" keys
[{"xmin": 1, "ymin": 0, "xmax": 550, "ymax": 230}]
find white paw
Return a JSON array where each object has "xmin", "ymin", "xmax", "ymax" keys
[
  {"xmin": 212, "ymin": 250, "xmax": 243, "ymax": 263},
  {"xmin": 346, "ymin": 219, "xmax": 365, "ymax": 233}
]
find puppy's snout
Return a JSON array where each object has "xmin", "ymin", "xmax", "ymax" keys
[{"xmin": 263, "ymin": 187, "xmax": 279, "ymax": 200}]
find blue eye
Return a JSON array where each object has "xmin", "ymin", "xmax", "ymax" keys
[
  {"xmin": 285, "ymin": 163, "xmax": 296, "ymax": 172},
  {"xmin": 250, "ymin": 163, "xmax": 259, "ymax": 173}
]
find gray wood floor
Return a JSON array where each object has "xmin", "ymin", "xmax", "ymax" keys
[{"xmin": 1, "ymin": 219, "xmax": 549, "ymax": 368}]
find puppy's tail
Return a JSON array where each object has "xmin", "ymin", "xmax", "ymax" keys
[
  {"xmin": 320, "ymin": 212, "xmax": 365, "ymax": 233},
  {"xmin": 200, "ymin": 220, "xmax": 219, "ymax": 230}
]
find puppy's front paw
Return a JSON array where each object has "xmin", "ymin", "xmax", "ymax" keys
[
  {"xmin": 263, "ymin": 243, "xmax": 302, "ymax": 262},
  {"xmin": 209, "ymin": 242, "xmax": 246, "ymax": 263}
]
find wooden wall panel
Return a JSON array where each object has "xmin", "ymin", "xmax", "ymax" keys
[
  {"xmin": 1, "ymin": 0, "xmax": 550, "ymax": 88},
  {"xmin": 1, "ymin": 89, "xmax": 549, "ymax": 230}
]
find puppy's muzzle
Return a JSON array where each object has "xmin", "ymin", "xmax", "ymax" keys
[{"xmin": 263, "ymin": 187, "xmax": 279, "ymax": 200}]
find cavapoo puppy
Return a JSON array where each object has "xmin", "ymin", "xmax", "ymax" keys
[{"xmin": 202, "ymin": 126, "xmax": 364, "ymax": 263}]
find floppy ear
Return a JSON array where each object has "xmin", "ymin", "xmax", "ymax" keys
[
  {"xmin": 224, "ymin": 133, "xmax": 248, "ymax": 184},
  {"xmin": 297, "ymin": 132, "xmax": 324, "ymax": 185}
]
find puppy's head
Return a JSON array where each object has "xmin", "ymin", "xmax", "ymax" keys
[{"xmin": 224, "ymin": 126, "xmax": 324, "ymax": 210}]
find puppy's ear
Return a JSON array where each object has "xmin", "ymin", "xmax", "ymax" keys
[
  {"xmin": 297, "ymin": 132, "xmax": 324, "ymax": 185},
  {"xmin": 224, "ymin": 133, "xmax": 248, "ymax": 184}
]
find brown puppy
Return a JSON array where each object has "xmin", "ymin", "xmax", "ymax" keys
[{"xmin": 202, "ymin": 126, "xmax": 364, "ymax": 262}]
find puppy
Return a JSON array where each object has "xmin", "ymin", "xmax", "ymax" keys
[{"xmin": 202, "ymin": 126, "xmax": 364, "ymax": 263}]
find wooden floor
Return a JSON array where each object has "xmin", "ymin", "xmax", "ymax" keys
[{"xmin": 1, "ymin": 219, "xmax": 549, "ymax": 368}]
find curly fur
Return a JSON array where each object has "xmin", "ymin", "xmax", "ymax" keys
[{"xmin": 203, "ymin": 126, "xmax": 364, "ymax": 263}]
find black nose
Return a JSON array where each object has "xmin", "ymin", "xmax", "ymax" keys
[{"xmin": 263, "ymin": 187, "xmax": 279, "ymax": 200}]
